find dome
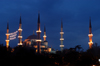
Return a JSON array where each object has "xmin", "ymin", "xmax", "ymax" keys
[
  {"xmin": 44, "ymin": 41, "xmax": 48, "ymax": 42},
  {"xmin": 27, "ymin": 34, "xmax": 37, "ymax": 39}
]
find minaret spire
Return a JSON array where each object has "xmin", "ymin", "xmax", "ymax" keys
[
  {"xmin": 36, "ymin": 11, "xmax": 42, "ymax": 53},
  {"xmin": 20, "ymin": 15, "xmax": 21, "ymax": 24},
  {"xmin": 37, "ymin": 11, "xmax": 40, "ymax": 30},
  {"xmin": 89, "ymin": 17, "xmax": 92, "ymax": 34},
  {"xmin": 6, "ymin": 22, "xmax": 9, "ymax": 49},
  {"xmin": 44, "ymin": 25, "xmax": 46, "ymax": 32},
  {"xmin": 18, "ymin": 16, "xmax": 23, "ymax": 45},
  {"xmin": 7, "ymin": 22, "xmax": 9, "ymax": 29},
  {"xmin": 60, "ymin": 19, "xmax": 64, "ymax": 52},
  {"xmin": 88, "ymin": 17, "xmax": 93, "ymax": 49}
]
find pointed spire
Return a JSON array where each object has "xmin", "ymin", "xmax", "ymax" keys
[
  {"xmin": 89, "ymin": 17, "xmax": 92, "ymax": 34},
  {"xmin": 38, "ymin": 11, "xmax": 40, "ymax": 24},
  {"xmin": 37, "ymin": 11, "xmax": 40, "ymax": 30},
  {"xmin": 44, "ymin": 25, "xmax": 46, "ymax": 32},
  {"xmin": 89, "ymin": 17, "xmax": 91, "ymax": 28},
  {"xmin": 61, "ymin": 18, "xmax": 63, "ymax": 28},
  {"xmin": 7, "ymin": 22, "xmax": 9, "ymax": 29},
  {"xmin": 20, "ymin": 15, "xmax": 21, "ymax": 24}
]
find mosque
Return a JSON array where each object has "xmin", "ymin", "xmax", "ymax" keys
[{"xmin": 5, "ymin": 12, "xmax": 65, "ymax": 54}]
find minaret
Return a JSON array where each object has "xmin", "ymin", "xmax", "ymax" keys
[
  {"xmin": 43, "ymin": 25, "xmax": 48, "ymax": 49},
  {"xmin": 36, "ymin": 12, "xmax": 42, "ymax": 53},
  {"xmin": 18, "ymin": 16, "xmax": 23, "ymax": 45},
  {"xmin": 60, "ymin": 19, "xmax": 64, "ymax": 52},
  {"xmin": 88, "ymin": 17, "xmax": 93, "ymax": 49},
  {"xmin": 6, "ymin": 22, "xmax": 9, "ymax": 48},
  {"xmin": 43, "ymin": 25, "xmax": 47, "ymax": 41}
]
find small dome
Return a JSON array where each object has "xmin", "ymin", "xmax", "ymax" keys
[
  {"xmin": 44, "ymin": 41, "xmax": 48, "ymax": 42},
  {"xmin": 27, "ymin": 35, "xmax": 37, "ymax": 39}
]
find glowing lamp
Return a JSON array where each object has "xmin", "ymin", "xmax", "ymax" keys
[
  {"xmin": 48, "ymin": 48, "xmax": 51, "ymax": 52},
  {"xmin": 60, "ymin": 32, "xmax": 64, "ymax": 34},
  {"xmin": 98, "ymin": 59, "xmax": 100, "ymax": 64},
  {"xmin": 88, "ymin": 34, "xmax": 93, "ymax": 36},
  {"xmin": 60, "ymin": 45, "xmax": 64, "ymax": 47},
  {"xmin": 60, "ymin": 38, "xmax": 64, "ymax": 40},
  {"xmin": 41, "ymin": 46, "xmax": 45, "ymax": 48},
  {"xmin": 18, "ymin": 29, "xmax": 22, "ymax": 31},
  {"xmin": 36, "ymin": 39, "xmax": 42, "ymax": 42},
  {"xmin": 18, "ymin": 36, "xmax": 22, "ymax": 38},
  {"xmin": 88, "ymin": 42, "xmax": 93, "ymax": 44},
  {"xmin": 36, "ymin": 30, "xmax": 41, "ymax": 33},
  {"xmin": 6, "ymin": 33, "xmax": 9, "ymax": 35},
  {"xmin": 18, "ymin": 43, "xmax": 22, "ymax": 45},
  {"xmin": 43, "ymin": 35, "xmax": 47, "ymax": 37},
  {"xmin": 5, "ymin": 40, "xmax": 9, "ymax": 41},
  {"xmin": 34, "ymin": 45, "xmax": 37, "ymax": 48}
]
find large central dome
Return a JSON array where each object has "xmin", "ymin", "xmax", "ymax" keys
[{"xmin": 27, "ymin": 34, "xmax": 37, "ymax": 39}]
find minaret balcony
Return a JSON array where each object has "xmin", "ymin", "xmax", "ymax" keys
[
  {"xmin": 18, "ymin": 36, "xmax": 22, "ymax": 38},
  {"xmin": 36, "ymin": 30, "xmax": 41, "ymax": 33},
  {"xmin": 60, "ymin": 45, "xmax": 64, "ymax": 47},
  {"xmin": 18, "ymin": 29, "xmax": 22, "ymax": 31},
  {"xmin": 60, "ymin": 38, "xmax": 64, "ymax": 40},
  {"xmin": 88, "ymin": 42, "xmax": 93, "ymax": 44},
  {"xmin": 5, "ymin": 40, "xmax": 9, "ymax": 41},
  {"xmin": 5, "ymin": 33, "xmax": 9, "ymax": 35},
  {"xmin": 18, "ymin": 43, "xmax": 22, "ymax": 45},
  {"xmin": 43, "ymin": 35, "xmax": 47, "ymax": 37},
  {"xmin": 36, "ymin": 39, "xmax": 42, "ymax": 42},
  {"xmin": 60, "ymin": 32, "xmax": 64, "ymax": 34},
  {"xmin": 88, "ymin": 34, "xmax": 93, "ymax": 36}
]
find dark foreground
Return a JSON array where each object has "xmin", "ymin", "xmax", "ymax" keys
[{"xmin": 0, "ymin": 44, "xmax": 100, "ymax": 66}]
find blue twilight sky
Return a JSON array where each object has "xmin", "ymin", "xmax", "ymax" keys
[{"xmin": 0, "ymin": 0, "xmax": 100, "ymax": 51}]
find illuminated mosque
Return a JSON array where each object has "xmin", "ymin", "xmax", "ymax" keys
[
  {"xmin": 5, "ymin": 12, "xmax": 93, "ymax": 53},
  {"xmin": 6, "ymin": 12, "xmax": 64, "ymax": 54}
]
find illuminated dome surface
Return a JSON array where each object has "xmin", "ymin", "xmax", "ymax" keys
[{"xmin": 27, "ymin": 34, "xmax": 37, "ymax": 39}]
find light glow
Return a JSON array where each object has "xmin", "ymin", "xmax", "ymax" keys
[
  {"xmin": 18, "ymin": 43, "xmax": 22, "ymax": 45},
  {"xmin": 5, "ymin": 40, "xmax": 9, "ymax": 41},
  {"xmin": 41, "ymin": 46, "xmax": 45, "ymax": 48},
  {"xmin": 36, "ymin": 39, "xmax": 42, "ymax": 42},
  {"xmin": 98, "ymin": 59, "xmax": 100, "ymax": 62},
  {"xmin": 60, "ymin": 45, "xmax": 64, "ymax": 47},
  {"xmin": 60, "ymin": 32, "xmax": 64, "ymax": 34},
  {"xmin": 34, "ymin": 45, "xmax": 37, "ymax": 48},
  {"xmin": 88, "ymin": 42, "xmax": 93, "ymax": 44},
  {"xmin": 6, "ymin": 33, "xmax": 10, "ymax": 35},
  {"xmin": 48, "ymin": 48, "xmax": 51, "ymax": 52},
  {"xmin": 18, "ymin": 36, "xmax": 22, "ymax": 38},
  {"xmin": 36, "ymin": 30, "xmax": 41, "ymax": 33},
  {"xmin": 18, "ymin": 29, "xmax": 22, "ymax": 31},
  {"xmin": 88, "ymin": 34, "xmax": 93, "ymax": 36},
  {"xmin": 43, "ymin": 35, "xmax": 47, "ymax": 37},
  {"xmin": 60, "ymin": 38, "xmax": 64, "ymax": 40}
]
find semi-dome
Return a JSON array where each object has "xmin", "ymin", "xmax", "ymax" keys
[{"xmin": 27, "ymin": 34, "xmax": 37, "ymax": 39}]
